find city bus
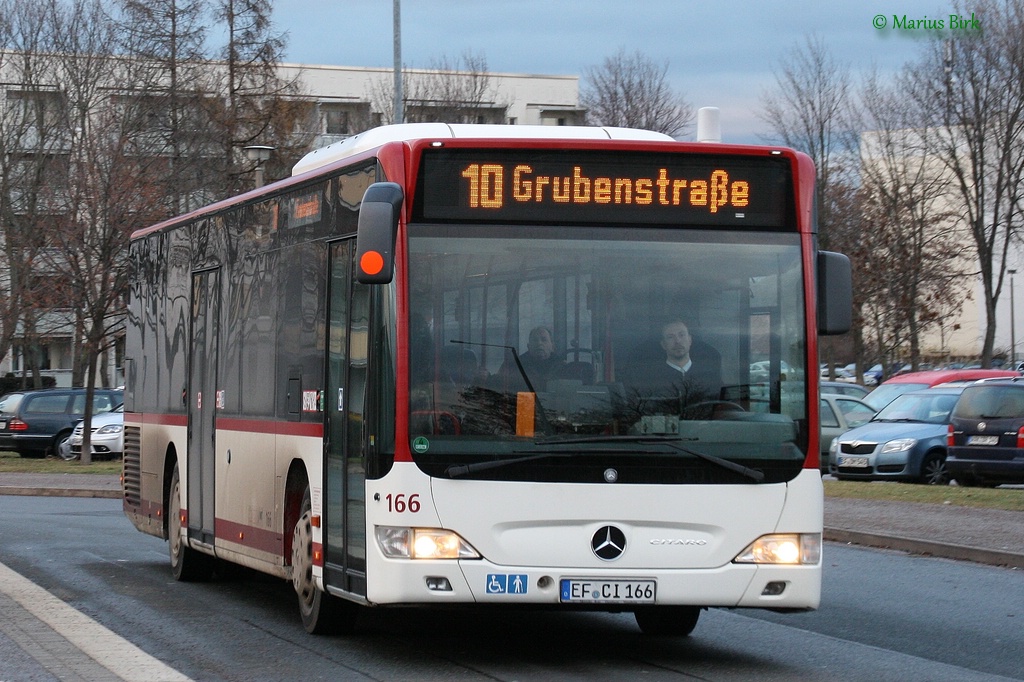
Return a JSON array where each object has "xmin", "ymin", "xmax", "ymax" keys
[{"xmin": 123, "ymin": 122, "xmax": 851, "ymax": 636}]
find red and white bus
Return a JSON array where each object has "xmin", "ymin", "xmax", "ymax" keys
[{"xmin": 123, "ymin": 122, "xmax": 851, "ymax": 636}]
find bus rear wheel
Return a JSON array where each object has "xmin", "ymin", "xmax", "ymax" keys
[
  {"xmin": 291, "ymin": 485, "xmax": 357, "ymax": 634},
  {"xmin": 168, "ymin": 464, "xmax": 214, "ymax": 581},
  {"xmin": 634, "ymin": 605, "xmax": 701, "ymax": 636}
]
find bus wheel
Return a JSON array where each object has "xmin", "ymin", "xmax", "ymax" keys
[
  {"xmin": 168, "ymin": 464, "xmax": 214, "ymax": 582},
  {"xmin": 291, "ymin": 486, "xmax": 357, "ymax": 634},
  {"xmin": 634, "ymin": 606, "xmax": 701, "ymax": 636}
]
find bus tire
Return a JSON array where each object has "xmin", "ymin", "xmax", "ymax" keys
[
  {"xmin": 168, "ymin": 464, "xmax": 214, "ymax": 582},
  {"xmin": 634, "ymin": 605, "xmax": 701, "ymax": 636},
  {"xmin": 292, "ymin": 485, "xmax": 357, "ymax": 635}
]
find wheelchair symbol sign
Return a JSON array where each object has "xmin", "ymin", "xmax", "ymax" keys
[{"xmin": 486, "ymin": 573, "xmax": 528, "ymax": 595}]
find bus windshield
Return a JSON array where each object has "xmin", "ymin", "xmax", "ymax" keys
[{"xmin": 407, "ymin": 224, "xmax": 808, "ymax": 484}]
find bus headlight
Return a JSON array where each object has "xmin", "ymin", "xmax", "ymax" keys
[
  {"xmin": 375, "ymin": 526, "xmax": 481, "ymax": 560},
  {"xmin": 734, "ymin": 534, "xmax": 820, "ymax": 565}
]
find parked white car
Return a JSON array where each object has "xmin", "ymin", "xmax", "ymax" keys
[{"xmin": 65, "ymin": 404, "xmax": 124, "ymax": 460}]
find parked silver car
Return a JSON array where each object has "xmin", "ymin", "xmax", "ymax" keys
[
  {"xmin": 65, "ymin": 404, "xmax": 124, "ymax": 460},
  {"xmin": 819, "ymin": 393, "xmax": 876, "ymax": 472}
]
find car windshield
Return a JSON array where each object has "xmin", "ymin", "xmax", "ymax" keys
[
  {"xmin": 872, "ymin": 391, "xmax": 960, "ymax": 424},
  {"xmin": 407, "ymin": 224, "xmax": 809, "ymax": 485}
]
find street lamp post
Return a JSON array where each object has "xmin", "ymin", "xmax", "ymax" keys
[
  {"xmin": 1011, "ymin": 269, "xmax": 1017, "ymax": 367},
  {"xmin": 244, "ymin": 145, "xmax": 275, "ymax": 188}
]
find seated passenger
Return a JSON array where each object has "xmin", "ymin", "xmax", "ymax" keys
[{"xmin": 498, "ymin": 326, "xmax": 565, "ymax": 392}]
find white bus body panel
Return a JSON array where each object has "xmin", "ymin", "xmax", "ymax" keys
[
  {"xmin": 292, "ymin": 123, "xmax": 675, "ymax": 177},
  {"xmin": 363, "ymin": 464, "xmax": 822, "ymax": 609}
]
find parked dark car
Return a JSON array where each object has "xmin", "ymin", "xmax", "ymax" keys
[
  {"xmin": 0, "ymin": 388, "xmax": 123, "ymax": 457},
  {"xmin": 830, "ymin": 386, "xmax": 964, "ymax": 484},
  {"xmin": 947, "ymin": 379, "xmax": 1024, "ymax": 486}
]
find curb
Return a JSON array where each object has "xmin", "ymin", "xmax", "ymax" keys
[
  {"xmin": 824, "ymin": 527, "xmax": 1024, "ymax": 569},
  {"xmin": 0, "ymin": 486, "xmax": 121, "ymax": 499}
]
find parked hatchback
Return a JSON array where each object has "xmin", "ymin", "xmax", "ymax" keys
[
  {"xmin": 0, "ymin": 388, "xmax": 123, "ymax": 457},
  {"xmin": 830, "ymin": 386, "xmax": 964, "ymax": 484},
  {"xmin": 947, "ymin": 379, "xmax": 1024, "ymax": 486}
]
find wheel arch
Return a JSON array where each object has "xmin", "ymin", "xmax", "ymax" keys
[
  {"xmin": 283, "ymin": 459, "xmax": 310, "ymax": 566},
  {"xmin": 161, "ymin": 444, "xmax": 180, "ymax": 540}
]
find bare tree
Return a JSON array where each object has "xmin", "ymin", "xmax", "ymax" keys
[
  {"xmin": 855, "ymin": 70, "xmax": 969, "ymax": 373},
  {"xmin": 115, "ymin": 0, "xmax": 216, "ymax": 213},
  {"xmin": 906, "ymin": 0, "xmax": 1024, "ymax": 367},
  {"xmin": 207, "ymin": 0, "xmax": 314, "ymax": 192},
  {"xmin": 580, "ymin": 48, "xmax": 692, "ymax": 137},
  {"xmin": 758, "ymin": 36, "xmax": 856, "ymax": 376},
  {"xmin": 368, "ymin": 51, "xmax": 507, "ymax": 127},
  {"xmin": 44, "ymin": 0, "xmax": 168, "ymax": 462},
  {"xmin": 759, "ymin": 35, "xmax": 854, "ymax": 251},
  {"xmin": 0, "ymin": 0, "xmax": 66, "ymax": 388}
]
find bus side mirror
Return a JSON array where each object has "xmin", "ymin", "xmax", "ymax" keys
[
  {"xmin": 356, "ymin": 182, "xmax": 404, "ymax": 284},
  {"xmin": 817, "ymin": 250, "xmax": 852, "ymax": 335}
]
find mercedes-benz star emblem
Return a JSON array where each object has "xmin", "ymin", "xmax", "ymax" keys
[{"xmin": 591, "ymin": 525, "xmax": 627, "ymax": 561}]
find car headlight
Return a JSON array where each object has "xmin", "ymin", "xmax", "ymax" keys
[
  {"xmin": 734, "ymin": 533, "xmax": 821, "ymax": 565},
  {"xmin": 881, "ymin": 438, "xmax": 916, "ymax": 453},
  {"xmin": 375, "ymin": 526, "xmax": 481, "ymax": 560},
  {"xmin": 96, "ymin": 424, "xmax": 124, "ymax": 435},
  {"xmin": 829, "ymin": 437, "xmax": 838, "ymax": 454}
]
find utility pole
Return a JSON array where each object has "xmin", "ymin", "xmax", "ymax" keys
[
  {"xmin": 1011, "ymin": 269, "xmax": 1017, "ymax": 366},
  {"xmin": 393, "ymin": 0, "xmax": 403, "ymax": 124}
]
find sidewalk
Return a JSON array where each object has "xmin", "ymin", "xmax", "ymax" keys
[
  {"xmin": 1, "ymin": 472, "xmax": 1022, "ymax": 568},
  {"xmin": 0, "ymin": 472, "xmax": 122, "ymax": 499}
]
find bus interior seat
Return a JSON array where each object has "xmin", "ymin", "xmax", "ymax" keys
[{"xmin": 440, "ymin": 346, "xmax": 479, "ymax": 386}]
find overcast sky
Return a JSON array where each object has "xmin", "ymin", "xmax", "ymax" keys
[{"xmin": 270, "ymin": 0, "xmax": 958, "ymax": 143}]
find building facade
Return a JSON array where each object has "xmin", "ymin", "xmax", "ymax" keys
[{"xmin": 0, "ymin": 60, "xmax": 584, "ymax": 388}]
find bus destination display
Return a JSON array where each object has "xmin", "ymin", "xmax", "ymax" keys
[{"xmin": 415, "ymin": 149, "xmax": 793, "ymax": 227}]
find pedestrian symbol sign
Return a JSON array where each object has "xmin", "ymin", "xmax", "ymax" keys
[{"xmin": 486, "ymin": 573, "xmax": 528, "ymax": 595}]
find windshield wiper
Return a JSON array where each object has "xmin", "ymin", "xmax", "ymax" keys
[
  {"xmin": 445, "ymin": 453, "xmax": 572, "ymax": 478},
  {"xmin": 448, "ymin": 339, "xmax": 554, "ymax": 435},
  {"xmin": 536, "ymin": 434, "xmax": 764, "ymax": 482}
]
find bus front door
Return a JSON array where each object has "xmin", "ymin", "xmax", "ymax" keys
[
  {"xmin": 324, "ymin": 241, "xmax": 368, "ymax": 597},
  {"xmin": 188, "ymin": 268, "xmax": 219, "ymax": 546}
]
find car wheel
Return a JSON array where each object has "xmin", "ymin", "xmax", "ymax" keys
[
  {"xmin": 917, "ymin": 451, "xmax": 950, "ymax": 485},
  {"xmin": 292, "ymin": 484, "xmax": 358, "ymax": 634},
  {"xmin": 58, "ymin": 433, "xmax": 77, "ymax": 461},
  {"xmin": 168, "ymin": 464, "xmax": 215, "ymax": 581},
  {"xmin": 634, "ymin": 606, "xmax": 701, "ymax": 636}
]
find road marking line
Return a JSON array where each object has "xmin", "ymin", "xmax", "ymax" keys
[{"xmin": 0, "ymin": 560, "xmax": 192, "ymax": 682}]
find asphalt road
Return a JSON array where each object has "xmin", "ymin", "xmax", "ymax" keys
[{"xmin": 1, "ymin": 495, "xmax": 1022, "ymax": 681}]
